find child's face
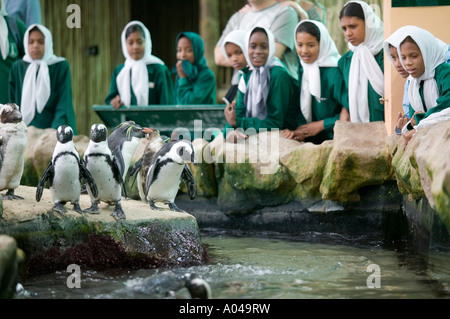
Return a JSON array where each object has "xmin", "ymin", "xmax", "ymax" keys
[
  {"xmin": 400, "ymin": 41, "xmax": 425, "ymax": 78},
  {"xmin": 340, "ymin": 16, "xmax": 365, "ymax": 46},
  {"xmin": 389, "ymin": 45, "xmax": 408, "ymax": 78},
  {"xmin": 177, "ymin": 36, "xmax": 195, "ymax": 64},
  {"xmin": 296, "ymin": 31, "xmax": 320, "ymax": 64},
  {"xmin": 225, "ymin": 42, "xmax": 246, "ymax": 70},
  {"xmin": 248, "ymin": 31, "xmax": 269, "ymax": 68},
  {"xmin": 126, "ymin": 31, "xmax": 145, "ymax": 61},
  {"xmin": 28, "ymin": 29, "xmax": 45, "ymax": 60}
]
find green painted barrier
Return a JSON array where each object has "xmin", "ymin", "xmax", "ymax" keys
[{"xmin": 93, "ymin": 104, "xmax": 226, "ymax": 139}]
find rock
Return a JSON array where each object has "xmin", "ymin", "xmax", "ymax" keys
[
  {"xmin": 0, "ymin": 186, "xmax": 205, "ymax": 275},
  {"xmin": 320, "ymin": 121, "xmax": 395, "ymax": 202},
  {"xmin": 0, "ymin": 235, "xmax": 25, "ymax": 299}
]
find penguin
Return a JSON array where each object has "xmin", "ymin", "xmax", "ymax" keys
[
  {"xmin": 36, "ymin": 125, "xmax": 98, "ymax": 215},
  {"xmin": 0, "ymin": 103, "xmax": 27, "ymax": 200},
  {"xmin": 83, "ymin": 124, "xmax": 127, "ymax": 221},
  {"xmin": 107, "ymin": 121, "xmax": 153, "ymax": 181},
  {"xmin": 130, "ymin": 139, "xmax": 197, "ymax": 212},
  {"xmin": 182, "ymin": 273, "xmax": 212, "ymax": 299}
]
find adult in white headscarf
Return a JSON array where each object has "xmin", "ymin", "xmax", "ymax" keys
[
  {"xmin": 338, "ymin": 0, "xmax": 384, "ymax": 123},
  {"xmin": 9, "ymin": 23, "xmax": 77, "ymax": 133},
  {"xmin": 105, "ymin": 21, "xmax": 173, "ymax": 108}
]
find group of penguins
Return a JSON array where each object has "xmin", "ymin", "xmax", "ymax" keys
[{"xmin": 0, "ymin": 103, "xmax": 198, "ymax": 221}]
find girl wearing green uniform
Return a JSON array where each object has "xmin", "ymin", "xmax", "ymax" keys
[
  {"xmin": 282, "ymin": 20, "xmax": 348, "ymax": 144},
  {"xmin": 395, "ymin": 26, "xmax": 450, "ymax": 144},
  {"xmin": 338, "ymin": 1, "xmax": 384, "ymax": 123},
  {"xmin": 9, "ymin": 24, "xmax": 77, "ymax": 133},
  {"xmin": 173, "ymin": 31, "xmax": 216, "ymax": 105},
  {"xmin": 223, "ymin": 26, "xmax": 298, "ymax": 142},
  {"xmin": 0, "ymin": 0, "xmax": 26, "ymax": 104},
  {"xmin": 105, "ymin": 21, "xmax": 174, "ymax": 108}
]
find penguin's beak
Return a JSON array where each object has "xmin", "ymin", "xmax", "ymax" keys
[{"xmin": 142, "ymin": 127, "xmax": 153, "ymax": 134}]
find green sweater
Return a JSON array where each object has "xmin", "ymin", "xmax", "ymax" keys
[
  {"xmin": 9, "ymin": 59, "xmax": 78, "ymax": 134},
  {"xmin": 105, "ymin": 63, "xmax": 174, "ymax": 105},
  {"xmin": 412, "ymin": 62, "xmax": 450, "ymax": 125},
  {"xmin": 296, "ymin": 65, "xmax": 348, "ymax": 141},
  {"xmin": 225, "ymin": 65, "xmax": 299, "ymax": 134},
  {"xmin": 175, "ymin": 67, "xmax": 216, "ymax": 105},
  {"xmin": 0, "ymin": 17, "xmax": 26, "ymax": 104},
  {"xmin": 338, "ymin": 49, "xmax": 384, "ymax": 122}
]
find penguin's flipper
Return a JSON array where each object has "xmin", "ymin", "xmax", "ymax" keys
[
  {"xmin": 144, "ymin": 160, "xmax": 158, "ymax": 198},
  {"xmin": 127, "ymin": 157, "xmax": 143, "ymax": 187},
  {"xmin": 112, "ymin": 146, "xmax": 125, "ymax": 179},
  {"xmin": 112, "ymin": 156, "xmax": 128, "ymax": 199},
  {"xmin": 36, "ymin": 161, "xmax": 54, "ymax": 202},
  {"xmin": 79, "ymin": 160, "xmax": 98, "ymax": 198},
  {"xmin": 181, "ymin": 164, "xmax": 197, "ymax": 200}
]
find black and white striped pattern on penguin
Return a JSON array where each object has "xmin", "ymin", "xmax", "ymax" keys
[
  {"xmin": 36, "ymin": 125, "xmax": 98, "ymax": 215},
  {"xmin": 144, "ymin": 139, "xmax": 197, "ymax": 212},
  {"xmin": 83, "ymin": 124, "xmax": 126, "ymax": 221}
]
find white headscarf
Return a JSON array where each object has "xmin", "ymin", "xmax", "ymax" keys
[
  {"xmin": 395, "ymin": 26, "xmax": 447, "ymax": 113},
  {"xmin": 21, "ymin": 24, "xmax": 65, "ymax": 125},
  {"xmin": 0, "ymin": 0, "xmax": 9, "ymax": 60},
  {"xmin": 295, "ymin": 20, "xmax": 340, "ymax": 123},
  {"xmin": 241, "ymin": 26, "xmax": 283, "ymax": 120},
  {"xmin": 345, "ymin": 0, "xmax": 384, "ymax": 123},
  {"xmin": 221, "ymin": 29, "xmax": 246, "ymax": 63},
  {"xmin": 116, "ymin": 21, "xmax": 164, "ymax": 107}
]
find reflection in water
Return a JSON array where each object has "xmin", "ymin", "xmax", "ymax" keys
[{"xmin": 17, "ymin": 234, "xmax": 445, "ymax": 299}]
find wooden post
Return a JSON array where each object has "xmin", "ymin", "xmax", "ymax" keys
[{"xmin": 199, "ymin": 0, "xmax": 219, "ymax": 76}]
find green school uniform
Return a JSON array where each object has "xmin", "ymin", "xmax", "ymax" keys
[
  {"xmin": 9, "ymin": 59, "xmax": 77, "ymax": 134},
  {"xmin": 296, "ymin": 65, "xmax": 348, "ymax": 142},
  {"xmin": 173, "ymin": 32, "xmax": 216, "ymax": 105},
  {"xmin": 412, "ymin": 62, "xmax": 450, "ymax": 125},
  {"xmin": 0, "ymin": 16, "xmax": 26, "ymax": 104},
  {"xmin": 229, "ymin": 65, "xmax": 299, "ymax": 133},
  {"xmin": 338, "ymin": 49, "xmax": 384, "ymax": 122},
  {"xmin": 105, "ymin": 63, "xmax": 174, "ymax": 105}
]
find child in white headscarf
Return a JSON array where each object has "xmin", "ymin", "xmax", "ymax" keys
[
  {"xmin": 105, "ymin": 21, "xmax": 174, "ymax": 108},
  {"xmin": 221, "ymin": 29, "xmax": 247, "ymax": 104},
  {"xmin": 338, "ymin": 1, "xmax": 384, "ymax": 123},
  {"xmin": 282, "ymin": 20, "xmax": 348, "ymax": 144},
  {"xmin": 9, "ymin": 24, "xmax": 77, "ymax": 133},
  {"xmin": 394, "ymin": 26, "xmax": 450, "ymax": 144},
  {"xmin": 0, "ymin": 0, "xmax": 26, "ymax": 103},
  {"xmin": 223, "ymin": 26, "xmax": 298, "ymax": 142}
]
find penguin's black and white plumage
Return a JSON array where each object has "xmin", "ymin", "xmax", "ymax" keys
[
  {"xmin": 0, "ymin": 103, "xmax": 27, "ymax": 200},
  {"xmin": 130, "ymin": 139, "xmax": 197, "ymax": 212},
  {"xmin": 83, "ymin": 124, "xmax": 126, "ymax": 221},
  {"xmin": 107, "ymin": 121, "xmax": 153, "ymax": 181},
  {"xmin": 36, "ymin": 125, "xmax": 98, "ymax": 215}
]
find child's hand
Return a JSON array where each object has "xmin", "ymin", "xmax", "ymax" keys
[
  {"xmin": 396, "ymin": 112, "xmax": 409, "ymax": 130},
  {"xmin": 111, "ymin": 95, "xmax": 123, "ymax": 109},
  {"xmin": 410, "ymin": 111, "xmax": 424, "ymax": 127},
  {"xmin": 176, "ymin": 60, "xmax": 187, "ymax": 78},
  {"xmin": 339, "ymin": 107, "xmax": 350, "ymax": 122},
  {"xmin": 403, "ymin": 128, "xmax": 416, "ymax": 145},
  {"xmin": 281, "ymin": 129, "xmax": 294, "ymax": 139},
  {"xmin": 226, "ymin": 130, "xmax": 248, "ymax": 144},
  {"xmin": 296, "ymin": 121, "xmax": 324, "ymax": 139},
  {"xmin": 224, "ymin": 101, "xmax": 237, "ymax": 128}
]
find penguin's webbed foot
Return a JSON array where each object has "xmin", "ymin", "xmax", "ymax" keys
[
  {"xmin": 111, "ymin": 202, "xmax": 126, "ymax": 221},
  {"xmin": 85, "ymin": 201, "xmax": 100, "ymax": 214},
  {"xmin": 168, "ymin": 202, "xmax": 183, "ymax": 212},
  {"xmin": 2, "ymin": 189, "xmax": 24, "ymax": 200},
  {"xmin": 52, "ymin": 203, "xmax": 67, "ymax": 215},
  {"xmin": 73, "ymin": 202, "xmax": 86, "ymax": 216},
  {"xmin": 149, "ymin": 200, "xmax": 164, "ymax": 211}
]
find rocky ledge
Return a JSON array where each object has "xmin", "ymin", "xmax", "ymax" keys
[{"xmin": 0, "ymin": 186, "xmax": 205, "ymax": 277}]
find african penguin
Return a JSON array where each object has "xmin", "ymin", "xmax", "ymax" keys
[
  {"xmin": 107, "ymin": 121, "xmax": 153, "ymax": 181},
  {"xmin": 36, "ymin": 125, "xmax": 98, "ymax": 215},
  {"xmin": 83, "ymin": 124, "xmax": 126, "ymax": 221},
  {"xmin": 137, "ymin": 139, "xmax": 197, "ymax": 212},
  {"xmin": 0, "ymin": 103, "xmax": 27, "ymax": 200}
]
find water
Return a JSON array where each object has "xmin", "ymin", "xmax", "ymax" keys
[{"xmin": 15, "ymin": 234, "xmax": 447, "ymax": 299}]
